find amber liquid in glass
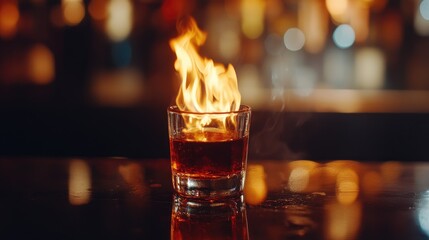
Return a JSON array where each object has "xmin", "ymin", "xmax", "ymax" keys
[
  {"xmin": 170, "ymin": 131, "xmax": 249, "ymax": 198},
  {"xmin": 170, "ymin": 134, "xmax": 248, "ymax": 178}
]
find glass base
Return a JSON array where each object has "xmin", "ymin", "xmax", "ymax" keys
[{"xmin": 172, "ymin": 171, "xmax": 245, "ymax": 199}]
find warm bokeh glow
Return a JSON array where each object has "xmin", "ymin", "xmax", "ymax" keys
[
  {"xmin": 0, "ymin": 1, "xmax": 20, "ymax": 38},
  {"xmin": 326, "ymin": 0, "xmax": 349, "ymax": 23},
  {"xmin": 350, "ymin": 2, "xmax": 370, "ymax": 43},
  {"xmin": 336, "ymin": 168, "xmax": 359, "ymax": 205},
  {"xmin": 62, "ymin": 0, "xmax": 85, "ymax": 26},
  {"xmin": 355, "ymin": 47, "xmax": 385, "ymax": 89},
  {"xmin": 27, "ymin": 44, "xmax": 55, "ymax": 85},
  {"xmin": 106, "ymin": 0, "xmax": 133, "ymax": 42},
  {"xmin": 288, "ymin": 160, "xmax": 319, "ymax": 193},
  {"xmin": 241, "ymin": 0, "xmax": 265, "ymax": 39},
  {"xmin": 244, "ymin": 164, "xmax": 267, "ymax": 205},
  {"xmin": 298, "ymin": 0, "xmax": 328, "ymax": 53},
  {"xmin": 89, "ymin": 0, "xmax": 108, "ymax": 21},
  {"xmin": 68, "ymin": 159, "xmax": 92, "ymax": 205},
  {"xmin": 288, "ymin": 167, "xmax": 310, "ymax": 192}
]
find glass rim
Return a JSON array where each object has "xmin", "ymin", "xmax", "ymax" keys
[{"xmin": 167, "ymin": 105, "xmax": 251, "ymax": 115}]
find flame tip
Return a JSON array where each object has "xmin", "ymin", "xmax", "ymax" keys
[{"xmin": 170, "ymin": 16, "xmax": 242, "ymax": 130}]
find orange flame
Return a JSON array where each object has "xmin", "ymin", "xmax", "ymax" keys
[{"xmin": 169, "ymin": 17, "xmax": 241, "ymax": 114}]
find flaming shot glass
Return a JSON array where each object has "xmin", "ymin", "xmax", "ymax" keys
[{"xmin": 168, "ymin": 105, "xmax": 251, "ymax": 199}]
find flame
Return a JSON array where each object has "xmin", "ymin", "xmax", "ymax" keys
[
  {"xmin": 169, "ymin": 17, "xmax": 242, "ymax": 138},
  {"xmin": 170, "ymin": 17, "xmax": 241, "ymax": 114}
]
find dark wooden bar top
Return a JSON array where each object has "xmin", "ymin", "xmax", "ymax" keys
[{"xmin": 1, "ymin": 157, "xmax": 428, "ymax": 239}]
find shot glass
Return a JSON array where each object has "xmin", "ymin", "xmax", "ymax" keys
[{"xmin": 167, "ymin": 105, "xmax": 251, "ymax": 199}]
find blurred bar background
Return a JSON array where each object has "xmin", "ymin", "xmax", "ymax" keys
[{"xmin": 0, "ymin": 0, "xmax": 428, "ymax": 160}]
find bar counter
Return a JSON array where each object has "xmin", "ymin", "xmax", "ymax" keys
[{"xmin": 1, "ymin": 157, "xmax": 428, "ymax": 239}]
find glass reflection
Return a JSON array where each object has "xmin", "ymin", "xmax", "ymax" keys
[{"xmin": 171, "ymin": 195, "xmax": 248, "ymax": 240}]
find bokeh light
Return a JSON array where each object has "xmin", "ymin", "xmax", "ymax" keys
[
  {"xmin": 420, "ymin": 0, "xmax": 429, "ymax": 21},
  {"xmin": 298, "ymin": 0, "xmax": 328, "ymax": 53},
  {"xmin": 326, "ymin": 0, "xmax": 349, "ymax": 23},
  {"xmin": 89, "ymin": 0, "xmax": 108, "ymax": 21},
  {"xmin": 333, "ymin": 24, "xmax": 355, "ymax": 49},
  {"xmin": 62, "ymin": 0, "xmax": 85, "ymax": 26},
  {"xmin": 283, "ymin": 28, "xmax": 305, "ymax": 51},
  {"xmin": 241, "ymin": 0, "xmax": 265, "ymax": 39},
  {"xmin": 336, "ymin": 168, "xmax": 359, "ymax": 205},
  {"xmin": 354, "ymin": 47, "xmax": 385, "ymax": 89},
  {"xmin": 106, "ymin": 0, "xmax": 133, "ymax": 42},
  {"xmin": 0, "ymin": 1, "xmax": 20, "ymax": 39},
  {"xmin": 27, "ymin": 44, "xmax": 55, "ymax": 85}
]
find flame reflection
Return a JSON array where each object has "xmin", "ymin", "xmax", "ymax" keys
[{"xmin": 68, "ymin": 159, "xmax": 92, "ymax": 206}]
